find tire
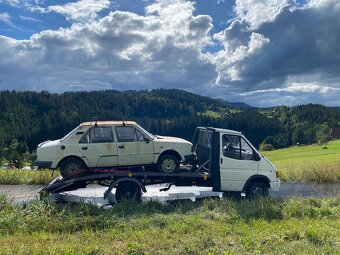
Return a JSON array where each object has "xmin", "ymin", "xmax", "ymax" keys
[
  {"xmin": 59, "ymin": 157, "xmax": 86, "ymax": 178},
  {"xmin": 115, "ymin": 182, "xmax": 142, "ymax": 203},
  {"xmin": 246, "ymin": 181, "xmax": 269, "ymax": 199},
  {"xmin": 157, "ymin": 154, "xmax": 180, "ymax": 173}
]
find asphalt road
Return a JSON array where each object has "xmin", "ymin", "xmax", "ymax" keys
[{"xmin": 0, "ymin": 182, "xmax": 339, "ymax": 205}]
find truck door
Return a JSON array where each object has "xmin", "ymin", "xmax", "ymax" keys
[
  {"xmin": 78, "ymin": 126, "xmax": 119, "ymax": 167},
  {"xmin": 115, "ymin": 125, "xmax": 154, "ymax": 166},
  {"xmin": 219, "ymin": 133, "xmax": 259, "ymax": 191}
]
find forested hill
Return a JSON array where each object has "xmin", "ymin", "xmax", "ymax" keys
[{"xmin": 0, "ymin": 89, "xmax": 339, "ymax": 167}]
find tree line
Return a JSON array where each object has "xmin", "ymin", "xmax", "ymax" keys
[{"xmin": 0, "ymin": 89, "xmax": 339, "ymax": 167}]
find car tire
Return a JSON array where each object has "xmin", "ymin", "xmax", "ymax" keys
[
  {"xmin": 246, "ymin": 181, "xmax": 269, "ymax": 198},
  {"xmin": 115, "ymin": 182, "xmax": 142, "ymax": 203},
  {"xmin": 59, "ymin": 158, "xmax": 86, "ymax": 178},
  {"xmin": 157, "ymin": 154, "xmax": 180, "ymax": 173}
]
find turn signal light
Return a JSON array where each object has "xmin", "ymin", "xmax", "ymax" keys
[{"xmin": 276, "ymin": 171, "xmax": 280, "ymax": 178}]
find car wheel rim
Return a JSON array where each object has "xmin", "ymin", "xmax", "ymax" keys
[
  {"xmin": 162, "ymin": 159, "xmax": 176, "ymax": 172},
  {"xmin": 65, "ymin": 163, "xmax": 81, "ymax": 174}
]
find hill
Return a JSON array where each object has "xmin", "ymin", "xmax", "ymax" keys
[{"xmin": 0, "ymin": 89, "xmax": 339, "ymax": 167}]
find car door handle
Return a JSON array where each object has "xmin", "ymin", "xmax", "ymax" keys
[
  {"xmin": 81, "ymin": 147, "xmax": 88, "ymax": 150},
  {"xmin": 118, "ymin": 145, "xmax": 125, "ymax": 149}
]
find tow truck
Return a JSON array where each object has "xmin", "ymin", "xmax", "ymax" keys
[{"xmin": 39, "ymin": 127, "xmax": 280, "ymax": 202}]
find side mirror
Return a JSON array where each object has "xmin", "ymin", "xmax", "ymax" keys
[{"xmin": 253, "ymin": 153, "xmax": 261, "ymax": 161}]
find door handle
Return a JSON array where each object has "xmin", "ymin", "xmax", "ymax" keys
[
  {"xmin": 220, "ymin": 158, "xmax": 223, "ymax": 164},
  {"xmin": 118, "ymin": 145, "xmax": 125, "ymax": 149},
  {"xmin": 81, "ymin": 147, "xmax": 88, "ymax": 150}
]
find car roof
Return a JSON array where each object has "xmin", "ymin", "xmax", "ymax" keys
[{"xmin": 80, "ymin": 121, "xmax": 137, "ymax": 127}]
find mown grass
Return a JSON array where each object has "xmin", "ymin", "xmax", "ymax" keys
[
  {"xmin": 0, "ymin": 195, "xmax": 339, "ymax": 254},
  {"xmin": 0, "ymin": 169, "xmax": 59, "ymax": 185},
  {"xmin": 263, "ymin": 139, "xmax": 340, "ymax": 183}
]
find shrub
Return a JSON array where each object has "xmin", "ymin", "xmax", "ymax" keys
[{"xmin": 260, "ymin": 143, "xmax": 274, "ymax": 151}]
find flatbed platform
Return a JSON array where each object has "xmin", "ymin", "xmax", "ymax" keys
[{"xmin": 40, "ymin": 163, "xmax": 213, "ymax": 202}]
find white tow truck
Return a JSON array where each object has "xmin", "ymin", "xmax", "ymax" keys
[{"xmin": 39, "ymin": 125, "xmax": 280, "ymax": 202}]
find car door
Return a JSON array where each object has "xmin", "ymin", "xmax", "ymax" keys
[
  {"xmin": 219, "ymin": 133, "xmax": 259, "ymax": 191},
  {"xmin": 78, "ymin": 126, "xmax": 119, "ymax": 167},
  {"xmin": 115, "ymin": 125, "xmax": 154, "ymax": 166}
]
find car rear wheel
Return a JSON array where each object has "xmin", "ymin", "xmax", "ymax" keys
[
  {"xmin": 59, "ymin": 158, "xmax": 86, "ymax": 178},
  {"xmin": 157, "ymin": 154, "xmax": 180, "ymax": 173}
]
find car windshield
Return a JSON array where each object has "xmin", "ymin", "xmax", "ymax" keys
[
  {"xmin": 137, "ymin": 124, "xmax": 155, "ymax": 140},
  {"xmin": 60, "ymin": 125, "xmax": 80, "ymax": 141}
]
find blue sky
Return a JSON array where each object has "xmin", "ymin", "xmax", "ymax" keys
[{"xmin": 0, "ymin": 0, "xmax": 339, "ymax": 107}]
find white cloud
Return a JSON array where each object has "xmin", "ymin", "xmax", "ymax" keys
[
  {"xmin": 209, "ymin": 0, "xmax": 340, "ymax": 106},
  {"xmin": 19, "ymin": 15, "xmax": 41, "ymax": 22},
  {"xmin": 0, "ymin": 12, "xmax": 18, "ymax": 28},
  {"xmin": 31, "ymin": 0, "xmax": 112, "ymax": 23},
  {"xmin": 233, "ymin": 0, "xmax": 292, "ymax": 29},
  {"xmin": 0, "ymin": 0, "xmax": 215, "ymax": 93}
]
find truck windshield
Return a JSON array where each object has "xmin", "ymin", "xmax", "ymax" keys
[{"xmin": 60, "ymin": 126, "xmax": 80, "ymax": 141}]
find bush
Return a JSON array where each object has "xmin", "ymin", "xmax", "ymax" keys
[{"xmin": 260, "ymin": 143, "xmax": 274, "ymax": 151}]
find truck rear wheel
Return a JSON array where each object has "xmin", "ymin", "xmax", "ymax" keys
[
  {"xmin": 115, "ymin": 182, "xmax": 142, "ymax": 203},
  {"xmin": 59, "ymin": 158, "xmax": 86, "ymax": 178},
  {"xmin": 157, "ymin": 154, "xmax": 180, "ymax": 173},
  {"xmin": 246, "ymin": 181, "xmax": 269, "ymax": 198}
]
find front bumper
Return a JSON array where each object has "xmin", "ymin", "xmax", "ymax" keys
[
  {"xmin": 270, "ymin": 180, "xmax": 280, "ymax": 192},
  {"xmin": 34, "ymin": 160, "xmax": 52, "ymax": 168}
]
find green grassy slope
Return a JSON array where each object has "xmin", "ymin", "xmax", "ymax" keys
[
  {"xmin": 0, "ymin": 197, "xmax": 339, "ymax": 254},
  {"xmin": 262, "ymin": 140, "xmax": 340, "ymax": 183}
]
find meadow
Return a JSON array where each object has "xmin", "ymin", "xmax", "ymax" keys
[
  {"xmin": 262, "ymin": 139, "xmax": 340, "ymax": 183},
  {"xmin": 0, "ymin": 195, "xmax": 339, "ymax": 254}
]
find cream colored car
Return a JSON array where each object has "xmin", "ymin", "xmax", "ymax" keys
[{"xmin": 35, "ymin": 121, "xmax": 194, "ymax": 178}]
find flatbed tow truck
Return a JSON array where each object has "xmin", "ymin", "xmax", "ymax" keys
[{"xmin": 39, "ymin": 127, "xmax": 280, "ymax": 202}]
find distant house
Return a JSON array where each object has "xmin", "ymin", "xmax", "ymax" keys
[{"xmin": 330, "ymin": 128, "xmax": 340, "ymax": 139}]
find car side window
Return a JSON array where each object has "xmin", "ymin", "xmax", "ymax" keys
[
  {"xmin": 79, "ymin": 127, "xmax": 114, "ymax": 143},
  {"xmin": 222, "ymin": 134, "xmax": 255, "ymax": 160},
  {"xmin": 116, "ymin": 126, "xmax": 146, "ymax": 142}
]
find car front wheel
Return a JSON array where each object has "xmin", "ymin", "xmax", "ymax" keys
[{"xmin": 157, "ymin": 154, "xmax": 180, "ymax": 173}]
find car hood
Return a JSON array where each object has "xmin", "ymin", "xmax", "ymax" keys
[
  {"xmin": 38, "ymin": 139, "xmax": 61, "ymax": 148},
  {"xmin": 154, "ymin": 135, "xmax": 192, "ymax": 145}
]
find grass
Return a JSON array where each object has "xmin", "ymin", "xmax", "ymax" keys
[
  {"xmin": 0, "ymin": 196, "xmax": 339, "ymax": 254},
  {"xmin": 262, "ymin": 139, "xmax": 340, "ymax": 183},
  {"xmin": 0, "ymin": 169, "xmax": 59, "ymax": 185}
]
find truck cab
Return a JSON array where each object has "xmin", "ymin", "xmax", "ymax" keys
[{"xmin": 192, "ymin": 127, "xmax": 280, "ymax": 197}]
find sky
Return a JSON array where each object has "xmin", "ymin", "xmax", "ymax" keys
[{"xmin": 0, "ymin": 0, "xmax": 339, "ymax": 107}]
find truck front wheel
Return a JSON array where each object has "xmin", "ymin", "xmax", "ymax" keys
[
  {"xmin": 115, "ymin": 182, "xmax": 142, "ymax": 203},
  {"xmin": 157, "ymin": 154, "xmax": 180, "ymax": 173},
  {"xmin": 246, "ymin": 181, "xmax": 269, "ymax": 198}
]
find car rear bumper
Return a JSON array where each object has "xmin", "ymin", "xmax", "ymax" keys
[
  {"xmin": 34, "ymin": 160, "xmax": 52, "ymax": 168},
  {"xmin": 270, "ymin": 180, "xmax": 280, "ymax": 192}
]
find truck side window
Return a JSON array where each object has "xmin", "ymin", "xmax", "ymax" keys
[
  {"xmin": 79, "ymin": 127, "xmax": 114, "ymax": 143},
  {"xmin": 222, "ymin": 134, "xmax": 255, "ymax": 160},
  {"xmin": 116, "ymin": 126, "xmax": 146, "ymax": 142}
]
